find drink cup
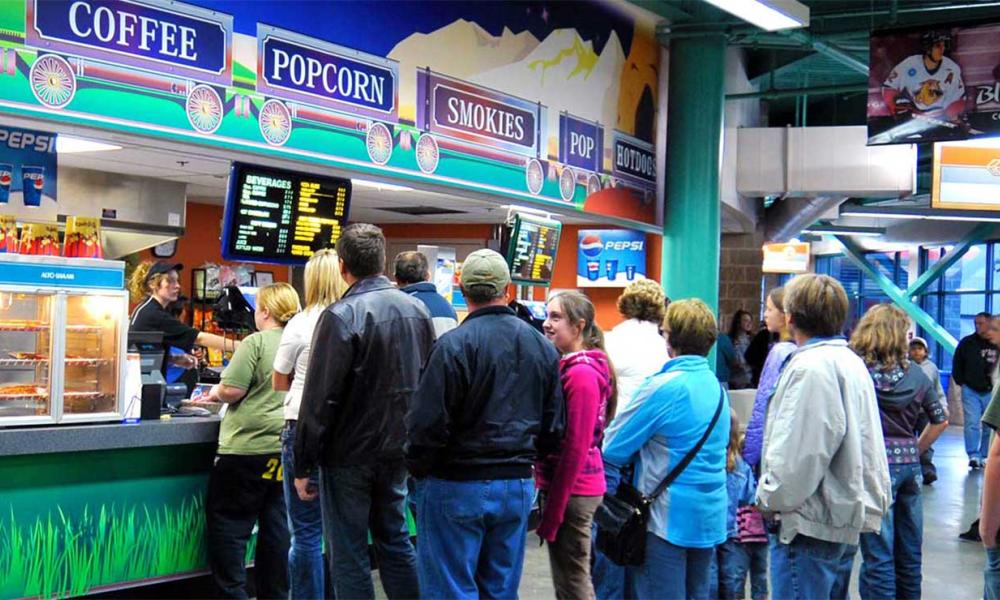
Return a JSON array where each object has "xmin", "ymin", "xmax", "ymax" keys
[
  {"xmin": 0, "ymin": 163, "xmax": 12, "ymax": 204},
  {"xmin": 605, "ymin": 259, "xmax": 619, "ymax": 281},
  {"xmin": 21, "ymin": 166, "xmax": 44, "ymax": 207},
  {"xmin": 587, "ymin": 261, "xmax": 600, "ymax": 281},
  {"xmin": 626, "ymin": 265, "xmax": 637, "ymax": 280}
]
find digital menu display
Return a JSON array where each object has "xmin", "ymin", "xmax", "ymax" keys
[
  {"xmin": 222, "ymin": 162, "xmax": 352, "ymax": 265},
  {"xmin": 506, "ymin": 214, "xmax": 561, "ymax": 286}
]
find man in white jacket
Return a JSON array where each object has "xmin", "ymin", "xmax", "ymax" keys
[{"xmin": 757, "ymin": 274, "xmax": 891, "ymax": 600}]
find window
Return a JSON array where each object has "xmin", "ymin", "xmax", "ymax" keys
[{"xmin": 814, "ymin": 251, "xmax": 910, "ymax": 336}]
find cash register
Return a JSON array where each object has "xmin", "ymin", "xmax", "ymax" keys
[{"xmin": 127, "ymin": 331, "xmax": 190, "ymax": 417}]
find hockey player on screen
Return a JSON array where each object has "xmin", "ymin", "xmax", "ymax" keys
[{"xmin": 882, "ymin": 31, "xmax": 966, "ymax": 122}]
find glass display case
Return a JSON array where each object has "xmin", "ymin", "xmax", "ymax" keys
[{"xmin": 0, "ymin": 255, "xmax": 127, "ymax": 427}]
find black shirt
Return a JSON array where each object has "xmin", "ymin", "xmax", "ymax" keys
[{"xmin": 130, "ymin": 296, "xmax": 200, "ymax": 355}]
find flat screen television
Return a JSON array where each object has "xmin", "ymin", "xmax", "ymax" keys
[
  {"xmin": 221, "ymin": 162, "xmax": 352, "ymax": 265},
  {"xmin": 505, "ymin": 213, "xmax": 561, "ymax": 286}
]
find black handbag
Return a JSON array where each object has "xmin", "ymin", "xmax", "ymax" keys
[{"xmin": 594, "ymin": 385, "xmax": 725, "ymax": 566}]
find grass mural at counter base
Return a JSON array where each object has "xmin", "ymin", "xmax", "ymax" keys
[{"xmin": 0, "ymin": 496, "xmax": 257, "ymax": 599}]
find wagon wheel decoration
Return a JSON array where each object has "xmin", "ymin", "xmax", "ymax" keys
[
  {"xmin": 259, "ymin": 99, "xmax": 292, "ymax": 146},
  {"xmin": 559, "ymin": 167, "xmax": 576, "ymax": 202},
  {"xmin": 186, "ymin": 84, "xmax": 224, "ymax": 134},
  {"xmin": 415, "ymin": 134, "xmax": 440, "ymax": 174},
  {"xmin": 30, "ymin": 55, "xmax": 76, "ymax": 109},
  {"xmin": 525, "ymin": 159, "xmax": 545, "ymax": 196},
  {"xmin": 587, "ymin": 174, "xmax": 602, "ymax": 196},
  {"xmin": 366, "ymin": 122, "xmax": 393, "ymax": 165}
]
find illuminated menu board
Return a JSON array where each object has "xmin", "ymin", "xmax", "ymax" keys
[
  {"xmin": 222, "ymin": 163, "xmax": 352, "ymax": 265},
  {"xmin": 506, "ymin": 214, "xmax": 561, "ymax": 286}
]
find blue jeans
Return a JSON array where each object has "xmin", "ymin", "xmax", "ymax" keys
[
  {"xmin": 963, "ymin": 385, "xmax": 992, "ymax": 460},
  {"xmin": 414, "ymin": 477, "xmax": 533, "ymax": 600},
  {"xmin": 593, "ymin": 464, "xmax": 629, "ymax": 600},
  {"xmin": 718, "ymin": 539, "xmax": 768, "ymax": 599},
  {"xmin": 859, "ymin": 462, "xmax": 923, "ymax": 600},
  {"xmin": 319, "ymin": 461, "xmax": 417, "ymax": 600},
  {"xmin": 630, "ymin": 533, "xmax": 714, "ymax": 600},
  {"xmin": 832, "ymin": 545, "xmax": 857, "ymax": 600},
  {"xmin": 770, "ymin": 534, "xmax": 851, "ymax": 600},
  {"xmin": 281, "ymin": 423, "xmax": 330, "ymax": 599},
  {"xmin": 986, "ymin": 547, "xmax": 1000, "ymax": 600}
]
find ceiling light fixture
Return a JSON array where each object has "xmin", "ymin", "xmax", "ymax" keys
[
  {"xmin": 351, "ymin": 177, "xmax": 413, "ymax": 192},
  {"xmin": 701, "ymin": 0, "xmax": 809, "ymax": 31},
  {"xmin": 840, "ymin": 205, "xmax": 1000, "ymax": 222},
  {"xmin": 803, "ymin": 224, "xmax": 885, "ymax": 237},
  {"xmin": 56, "ymin": 135, "xmax": 122, "ymax": 153}
]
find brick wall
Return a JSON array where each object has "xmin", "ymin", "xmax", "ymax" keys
[{"xmin": 720, "ymin": 229, "xmax": 766, "ymax": 330}]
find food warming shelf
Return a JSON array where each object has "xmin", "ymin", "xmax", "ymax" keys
[{"xmin": 0, "ymin": 358, "xmax": 111, "ymax": 368}]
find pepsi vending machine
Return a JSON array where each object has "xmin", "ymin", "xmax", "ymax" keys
[{"xmin": 577, "ymin": 229, "xmax": 646, "ymax": 287}]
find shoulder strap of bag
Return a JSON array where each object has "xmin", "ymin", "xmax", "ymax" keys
[{"xmin": 649, "ymin": 385, "xmax": 726, "ymax": 501}]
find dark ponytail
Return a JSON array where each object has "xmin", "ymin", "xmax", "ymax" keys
[{"xmin": 551, "ymin": 290, "xmax": 619, "ymax": 424}]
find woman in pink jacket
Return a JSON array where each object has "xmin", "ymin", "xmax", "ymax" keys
[{"xmin": 538, "ymin": 290, "xmax": 616, "ymax": 600}]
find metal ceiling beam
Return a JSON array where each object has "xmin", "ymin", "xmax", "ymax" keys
[
  {"xmin": 726, "ymin": 82, "xmax": 867, "ymax": 100},
  {"xmin": 905, "ymin": 222, "xmax": 995, "ymax": 297},
  {"xmin": 783, "ymin": 30, "xmax": 868, "ymax": 75}
]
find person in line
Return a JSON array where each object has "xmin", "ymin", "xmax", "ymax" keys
[
  {"xmin": 294, "ymin": 224, "xmax": 434, "ymax": 600},
  {"xmin": 271, "ymin": 250, "xmax": 347, "ymax": 599},
  {"xmin": 405, "ymin": 249, "xmax": 564, "ymax": 599},
  {"xmin": 129, "ymin": 261, "xmax": 240, "ymax": 378},
  {"xmin": 960, "ymin": 315, "xmax": 1000, "ymax": 541},
  {"xmin": 977, "ymin": 367, "xmax": 1000, "ymax": 598},
  {"xmin": 952, "ymin": 311, "xmax": 999, "ymax": 469},
  {"xmin": 757, "ymin": 274, "xmax": 890, "ymax": 600},
  {"xmin": 727, "ymin": 310, "xmax": 755, "ymax": 389},
  {"xmin": 393, "ymin": 250, "xmax": 458, "ymax": 338},
  {"xmin": 717, "ymin": 411, "xmax": 767, "ymax": 600},
  {"xmin": 742, "ymin": 287, "xmax": 796, "ymax": 472},
  {"xmin": 537, "ymin": 291, "xmax": 614, "ymax": 599},
  {"xmin": 593, "ymin": 279, "xmax": 669, "ymax": 600},
  {"xmin": 716, "ymin": 323, "xmax": 739, "ymax": 390},
  {"xmin": 908, "ymin": 336, "xmax": 948, "ymax": 485},
  {"xmin": 204, "ymin": 282, "xmax": 301, "ymax": 599},
  {"xmin": 603, "ymin": 299, "xmax": 730, "ymax": 600},
  {"xmin": 841, "ymin": 304, "xmax": 947, "ymax": 599},
  {"xmin": 744, "ymin": 323, "xmax": 773, "ymax": 388}
]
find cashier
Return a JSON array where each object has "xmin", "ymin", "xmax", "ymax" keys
[{"xmin": 128, "ymin": 261, "xmax": 239, "ymax": 372}]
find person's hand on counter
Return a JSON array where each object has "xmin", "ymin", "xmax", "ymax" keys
[
  {"xmin": 206, "ymin": 383, "xmax": 247, "ymax": 404},
  {"xmin": 295, "ymin": 477, "xmax": 318, "ymax": 502},
  {"xmin": 168, "ymin": 353, "xmax": 198, "ymax": 369}
]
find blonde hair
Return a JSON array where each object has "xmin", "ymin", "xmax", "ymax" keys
[
  {"xmin": 726, "ymin": 409, "xmax": 741, "ymax": 472},
  {"xmin": 617, "ymin": 279, "xmax": 666, "ymax": 324},
  {"xmin": 850, "ymin": 303, "xmax": 910, "ymax": 371},
  {"xmin": 662, "ymin": 299, "xmax": 717, "ymax": 357},
  {"xmin": 304, "ymin": 249, "xmax": 348, "ymax": 309},
  {"xmin": 783, "ymin": 274, "xmax": 848, "ymax": 338},
  {"xmin": 128, "ymin": 262, "xmax": 168, "ymax": 303},
  {"xmin": 257, "ymin": 282, "xmax": 301, "ymax": 326}
]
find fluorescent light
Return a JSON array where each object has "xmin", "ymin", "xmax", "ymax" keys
[
  {"xmin": 56, "ymin": 135, "xmax": 121, "ymax": 153},
  {"xmin": 840, "ymin": 206, "xmax": 1000, "ymax": 222},
  {"xmin": 804, "ymin": 225, "xmax": 885, "ymax": 237},
  {"xmin": 352, "ymin": 177, "xmax": 413, "ymax": 192},
  {"xmin": 702, "ymin": 0, "xmax": 809, "ymax": 31}
]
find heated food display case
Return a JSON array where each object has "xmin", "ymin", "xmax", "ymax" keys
[{"xmin": 0, "ymin": 255, "xmax": 127, "ymax": 426}]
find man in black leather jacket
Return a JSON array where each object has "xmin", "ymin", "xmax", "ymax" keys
[
  {"xmin": 294, "ymin": 223, "xmax": 433, "ymax": 600},
  {"xmin": 406, "ymin": 248, "xmax": 564, "ymax": 599}
]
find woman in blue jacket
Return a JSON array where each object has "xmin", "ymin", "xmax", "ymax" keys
[{"xmin": 603, "ymin": 299, "xmax": 730, "ymax": 600}]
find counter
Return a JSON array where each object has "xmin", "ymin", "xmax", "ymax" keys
[
  {"xmin": 0, "ymin": 416, "xmax": 220, "ymax": 457},
  {"xmin": 0, "ymin": 417, "xmax": 222, "ymax": 598}
]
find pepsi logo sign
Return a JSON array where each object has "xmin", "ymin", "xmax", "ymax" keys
[
  {"xmin": 580, "ymin": 234, "xmax": 603, "ymax": 258},
  {"xmin": 605, "ymin": 240, "xmax": 644, "ymax": 251}
]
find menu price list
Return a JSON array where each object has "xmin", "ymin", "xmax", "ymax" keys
[
  {"xmin": 511, "ymin": 220, "xmax": 558, "ymax": 283},
  {"xmin": 227, "ymin": 165, "xmax": 351, "ymax": 263}
]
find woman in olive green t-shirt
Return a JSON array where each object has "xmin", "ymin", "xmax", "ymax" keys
[{"xmin": 204, "ymin": 283, "xmax": 301, "ymax": 599}]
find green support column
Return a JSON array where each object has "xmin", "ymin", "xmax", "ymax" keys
[{"xmin": 662, "ymin": 34, "xmax": 726, "ymax": 315}]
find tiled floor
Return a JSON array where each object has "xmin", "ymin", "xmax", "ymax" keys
[{"xmin": 373, "ymin": 427, "xmax": 988, "ymax": 599}]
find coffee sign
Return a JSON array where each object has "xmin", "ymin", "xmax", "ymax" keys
[{"xmin": 27, "ymin": 0, "xmax": 232, "ymax": 84}]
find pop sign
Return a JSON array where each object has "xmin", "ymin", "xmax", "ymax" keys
[{"xmin": 576, "ymin": 229, "xmax": 646, "ymax": 288}]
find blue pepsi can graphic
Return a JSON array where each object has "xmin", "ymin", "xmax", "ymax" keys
[
  {"xmin": 577, "ymin": 229, "xmax": 646, "ymax": 287},
  {"xmin": 0, "ymin": 163, "xmax": 11, "ymax": 204},
  {"xmin": 587, "ymin": 260, "xmax": 600, "ymax": 281},
  {"xmin": 21, "ymin": 166, "xmax": 44, "ymax": 207},
  {"xmin": 605, "ymin": 259, "xmax": 619, "ymax": 281}
]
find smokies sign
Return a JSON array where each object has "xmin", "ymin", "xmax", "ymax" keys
[
  {"xmin": 257, "ymin": 25, "xmax": 398, "ymax": 118},
  {"xmin": 417, "ymin": 70, "xmax": 542, "ymax": 156},
  {"xmin": 612, "ymin": 131, "xmax": 655, "ymax": 187},
  {"xmin": 26, "ymin": 0, "xmax": 232, "ymax": 84}
]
